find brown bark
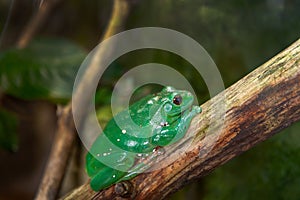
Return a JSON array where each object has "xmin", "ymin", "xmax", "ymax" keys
[
  {"xmin": 16, "ymin": 0, "xmax": 63, "ymax": 49},
  {"xmin": 62, "ymin": 38, "xmax": 300, "ymax": 200},
  {"xmin": 35, "ymin": 105, "xmax": 75, "ymax": 200}
]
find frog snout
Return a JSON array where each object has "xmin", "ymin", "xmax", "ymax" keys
[{"xmin": 183, "ymin": 92, "xmax": 194, "ymax": 101}]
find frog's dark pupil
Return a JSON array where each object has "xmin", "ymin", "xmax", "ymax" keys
[{"xmin": 173, "ymin": 95, "xmax": 182, "ymax": 105}]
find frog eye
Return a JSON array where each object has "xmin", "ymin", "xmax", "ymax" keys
[{"xmin": 173, "ymin": 94, "xmax": 182, "ymax": 105}]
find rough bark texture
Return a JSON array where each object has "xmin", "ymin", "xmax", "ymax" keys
[{"xmin": 63, "ymin": 39, "xmax": 300, "ymax": 200}]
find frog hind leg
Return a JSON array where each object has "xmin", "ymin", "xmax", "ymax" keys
[
  {"xmin": 86, "ymin": 152, "xmax": 104, "ymax": 177},
  {"xmin": 89, "ymin": 153, "xmax": 136, "ymax": 191},
  {"xmin": 90, "ymin": 167, "xmax": 127, "ymax": 191},
  {"xmin": 86, "ymin": 153, "xmax": 125, "ymax": 190}
]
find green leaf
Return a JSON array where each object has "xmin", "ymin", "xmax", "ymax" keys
[
  {"xmin": 203, "ymin": 121, "xmax": 300, "ymax": 200},
  {"xmin": 96, "ymin": 105, "xmax": 113, "ymax": 128},
  {"xmin": 0, "ymin": 109, "xmax": 18, "ymax": 152},
  {"xmin": 95, "ymin": 88, "xmax": 111, "ymax": 107},
  {"xmin": 0, "ymin": 38, "xmax": 86, "ymax": 102}
]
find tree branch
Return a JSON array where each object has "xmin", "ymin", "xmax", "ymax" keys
[
  {"xmin": 34, "ymin": 0, "xmax": 132, "ymax": 199},
  {"xmin": 62, "ymin": 38, "xmax": 300, "ymax": 199},
  {"xmin": 16, "ymin": 0, "xmax": 62, "ymax": 49}
]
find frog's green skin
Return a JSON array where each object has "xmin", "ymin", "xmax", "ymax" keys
[{"xmin": 86, "ymin": 86, "xmax": 201, "ymax": 191}]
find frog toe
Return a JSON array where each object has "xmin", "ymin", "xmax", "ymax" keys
[{"xmin": 193, "ymin": 106, "xmax": 202, "ymax": 114}]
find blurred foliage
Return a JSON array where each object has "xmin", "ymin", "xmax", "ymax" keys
[
  {"xmin": 115, "ymin": 49, "xmax": 209, "ymax": 104},
  {"xmin": 95, "ymin": 88, "xmax": 112, "ymax": 107},
  {"xmin": 96, "ymin": 105, "xmax": 113, "ymax": 129},
  {"xmin": 0, "ymin": 108, "xmax": 18, "ymax": 152},
  {"xmin": 128, "ymin": 0, "xmax": 300, "ymax": 86},
  {"xmin": 0, "ymin": 38, "xmax": 86, "ymax": 103}
]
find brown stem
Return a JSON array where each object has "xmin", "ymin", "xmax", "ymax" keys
[
  {"xmin": 62, "ymin": 38, "xmax": 300, "ymax": 199},
  {"xmin": 102, "ymin": 0, "xmax": 131, "ymax": 40},
  {"xmin": 35, "ymin": 105, "xmax": 75, "ymax": 200},
  {"xmin": 16, "ymin": 0, "xmax": 62, "ymax": 49},
  {"xmin": 35, "ymin": 0, "xmax": 132, "ymax": 200}
]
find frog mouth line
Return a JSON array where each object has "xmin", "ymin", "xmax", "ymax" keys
[
  {"xmin": 181, "ymin": 106, "xmax": 192, "ymax": 115},
  {"xmin": 181, "ymin": 101, "xmax": 193, "ymax": 113}
]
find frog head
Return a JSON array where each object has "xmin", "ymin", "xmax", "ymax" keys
[{"xmin": 160, "ymin": 86, "xmax": 195, "ymax": 117}]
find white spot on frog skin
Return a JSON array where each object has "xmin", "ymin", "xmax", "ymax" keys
[
  {"xmin": 153, "ymin": 96, "xmax": 159, "ymax": 101},
  {"xmin": 117, "ymin": 138, "xmax": 120, "ymax": 142},
  {"xmin": 109, "ymin": 148, "xmax": 112, "ymax": 151},
  {"xmin": 103, "ymin": 153, "xmax": 107, "ymax": 156},
  {"xmin": 160, "ymin": 121, "xmax": 169, "ymax": 127},
  {"xmin": 97, "ymin": 153, "xmax": 100, "ymax": 157},
  {"xmin": 113, "ymin": 175, "xmax": 116, "ymax": 178},
  {"xmin": 137, "ymin": 153, "xmax": 142, "ymax": 157},
  {"xmin": 122, "ymin": 129, "xmax": 126, "ymax": 134},
  {"xmin": 165, "ymin": 86, "xmax": 174, "ymax": 92},
  {"xmin": 147, "ymin": 100, "xmax": 153, "ymax": 104},
  {"xmin": 127, "ymin": 140, "xmax": 137, "ymax": 147}
]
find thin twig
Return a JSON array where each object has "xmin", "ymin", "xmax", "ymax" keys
[
  {"xmin": 16, "ymin": 0, "xmax": 62, "ymax": 49},
  {"xmin": 35, "ymin": 105, "xmax": 76, "ymax": 200},
  {"xmin": 62, "ymin": 38, "xmax": 300, "ymax": 199},
  {"xmin": 35, "ymin": 0, "xmax": 132, "ymax": 199}
]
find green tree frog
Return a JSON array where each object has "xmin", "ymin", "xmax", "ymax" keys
[{"xmin": 86, "ymin": 86, "xmax": 201, "ymax": 191}]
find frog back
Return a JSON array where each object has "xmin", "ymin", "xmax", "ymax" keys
[{"xmin": 103, "ymin": 94, "xmax": 164, "ymax": 153}]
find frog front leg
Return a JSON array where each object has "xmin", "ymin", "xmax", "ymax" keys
[
  {"xmin": 151, "ymin": 105, "xmax": 201, "ymax": 146},
  {"xmin": 171, "ymin": 105, "xmax": 201, "ymax": 143}
]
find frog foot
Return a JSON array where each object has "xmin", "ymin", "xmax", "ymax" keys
[{"xmin": 192, "ymin": 105, "xmax": 202, "ymax": 114}]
